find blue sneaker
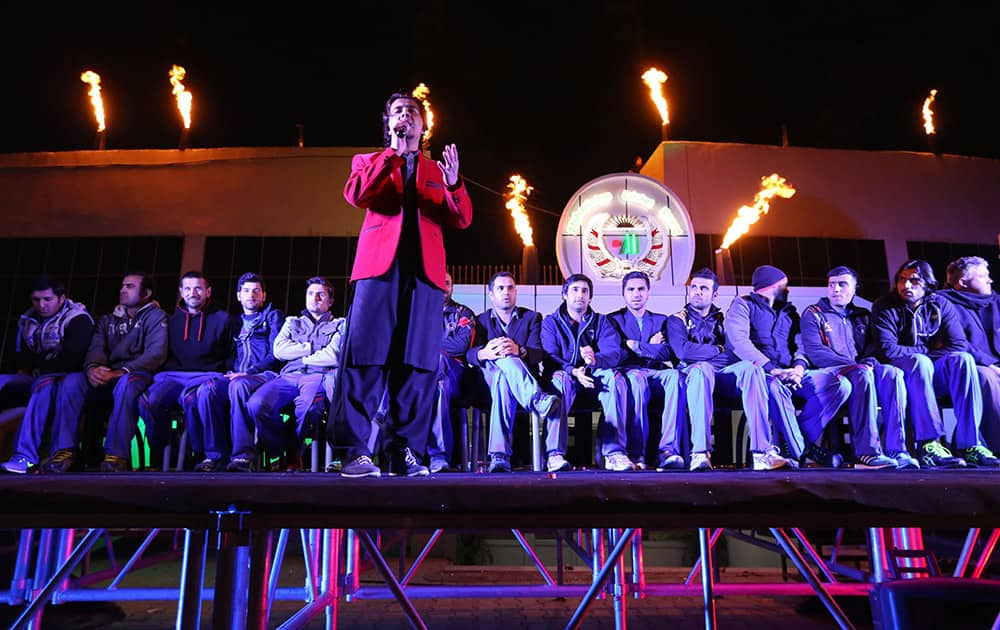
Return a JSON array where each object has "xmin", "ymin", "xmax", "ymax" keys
[{"xmin": 1, "ymin": 455, "xmax": 34, "ymax": 475}]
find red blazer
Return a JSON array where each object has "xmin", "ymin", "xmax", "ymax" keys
[{"xmin": 344, "ymin": 148, "xmax": 473, "ymax": 290}]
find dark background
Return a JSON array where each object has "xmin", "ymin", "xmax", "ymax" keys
[{"xmin": 2, "ymin": 1, "xmax": 997, "ymax": 270}]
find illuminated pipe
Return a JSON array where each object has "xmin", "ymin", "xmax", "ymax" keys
[
  {"xmin": 267, "ymin": 529, "xmax": 291, "ymax": 620},
  {"xmin": 567, "ymin": 528, "xmax": 638, "ymax": 630},
  {"xmin": 55, "ymin": 587, "xmax": 309, "ymax": 603},
  {"xmin": 698, "ymin": 528, "xmax": 718, "ymax": 630},
  {"xmin": 971, "ymin": 528, "xmax": 1000, "ymax": 579},
  {"xmin": 510, "ymin": 529, "xmax": 554, "ymax": 586},
  {"xmin": 176, "ymin": 529, "xmax": 209, "ymax": 630},
  {"xmin": 323, "ymin": 529, "xmax": 342, "ymax": 630},
  {"xmin": 953, "ymin": 528, "xmax": 980, "ymax": 578},
  {"xmin": 9, "ymin": 529, "xmax": 35, "ymax": 605},
  {"xmin": 109, "ymin": 528, "xmax": 162, "ymax": 589},
  {"xmin": 401, "ymin": 530, "xmax": 444, "ymax": 586},
  {"xmin": 630, "ymin": 527, "xmax": 646, "ymax": 600}
]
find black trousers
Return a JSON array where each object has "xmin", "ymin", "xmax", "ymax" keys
[{"xmin": 340, "ymin": 260, "xmax": 442, "ymax": 460}]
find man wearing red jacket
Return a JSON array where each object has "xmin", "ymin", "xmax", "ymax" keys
[{"xmin": 339, "ymin": 91, "xmax": 473, "ymax": 478}]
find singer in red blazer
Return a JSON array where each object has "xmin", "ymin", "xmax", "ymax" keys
[{"xmin": 343, "ymin": 147, "xmax": 473, "ymax": 291}]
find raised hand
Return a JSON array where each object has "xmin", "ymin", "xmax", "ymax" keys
[{"xmin": 436, "ymin": 143, "xmax": 460, "ymax": 187}]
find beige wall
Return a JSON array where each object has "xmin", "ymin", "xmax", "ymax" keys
[
  {"xmin": 642, "ymin": 141, "xmax": 1000, "ymax": 269},
  {"xmin": 0, "ymin": 146, "xmax": 378, "ymax": 238}
]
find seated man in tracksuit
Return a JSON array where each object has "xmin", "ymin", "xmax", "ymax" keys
[
  {"xmin": 541, "ymin": 273, "xmax": 632, "ymax": 471},
  {"xmin": 941, "ymin": 256, "xmax": 1000, "ymax": 455},
  {"xmin": 190, "ymin": 272, "xmax": 283, "ymax": 473},
  {"xmin": 725, "ymin": 265, "xmax": 850, "ymax": 467},
  {"xmin": 800, "ymin": 266, "xmax": 915, "ymax": 469},
  {"xmin": 427, "ymin": 272, "xmax": 476, "ymax": 473},
  {"xmin": 608, "ymin": 271, "xmax": 682, "ymax": 471},
  {"xmin": 247, "ymin": 277, "xmax": 345, "ymax": 471},
  {"xmin": 66, "ymin": 273, "xmax": 168, "ymax": 472},
  {"xmin": 139, "ymin": 271, "xmax": 236, "ymax": 471},
  {"xmin": 466, "ymin": 271, "xmax": 564, "ymax": 473},
  {"xmin": 872, "ymin": 259, "xmax": 997, "ymax": 468},
  {"xmin": 1, "ymin": 276, "xmax": 95, "ymax": 474},
  {"xmin": 666, "ymin": 268, "xmax": 791, "ymax": 471}
]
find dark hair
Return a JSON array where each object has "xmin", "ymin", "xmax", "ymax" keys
[
  {"xmin": 687, "ymin": 267, "xmax": 719, "ymax": 291},
  {"xmin": 125, "ymin": 272, "xmax": 155, "ymax": 298},
  {"xmin": 382, "ymin": 91, "xmax": 428, "ymax": 149},
  {"xmin": 488, "ymin": 271, "xmax": 516, "ymax": 291},
  {"xmin": 621, "ymin": 271, "xmax": 650, "ymax": 293},
  {"xmin": 306, "ymin": 276, "xmax": 335, "ymax": 295},
  {"xmin": 827, "ymin": 266, "xmax": 859, "ymax": 284},
  {"xmin": 237, "ymin": 272, "xmax": 266, "ymax": 292},
  {"xmin": 179, "ymin": 270, "xmax": 210, "ymax": 287},
  {"xmin": 31, "ymin": 275, "xmax": 66, "ymax": 297},
  {"xmin": 894, "ymin": 259, "xmax": 937, "ymax": 290},
  {"xmin": 562, "ymin": 273, "xmax": 593, "ymax": 296}
]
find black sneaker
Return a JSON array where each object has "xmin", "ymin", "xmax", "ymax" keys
[
  {"xmin": 341, "ymin": 455, "xmax": 381, "ymax": 478},
  {"xmin": 919, "ymin": 440, "xmax": 965, "ymax": 468},
  {"xmin": 801, "ymin": 443, "xmax": 843, "ymax": 468},
  {"xmin": 100, "ymin": 455, "xmax": 131, "ymax": 473},
  {"xmin": 962, "ymin": 445, "xmax": 1000, "ymax": 468},
  {"xmin": 656, "ymin": 450, "xmax": 685, "ymax": 471},
  {"xmin": 42, "ymin": 449, "xmax": 80, "ymax": 473},
  {"xmin": 194, "ymin": 458, "xmax": 221, "ymax": 472},
  {"xmin": 398, "ymin": 447, "xmax": 429, "ymax": 477},
  {"xmin": 226, "ymin": 455, "xmax": 256, "ymax": 473}
]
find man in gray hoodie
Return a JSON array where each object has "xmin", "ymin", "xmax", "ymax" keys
[{"xmin": 59, "ymin": 273, "xmax": 168, "ymax": 472}]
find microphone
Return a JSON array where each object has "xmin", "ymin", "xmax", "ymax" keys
[{"xmin": 393, "ymin": 124, "xmax": 408, "ymax": 138}]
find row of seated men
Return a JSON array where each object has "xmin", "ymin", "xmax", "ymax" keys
[{"xmin": 1, "ymin": 254, "xmax": 998, "ymax": 476}]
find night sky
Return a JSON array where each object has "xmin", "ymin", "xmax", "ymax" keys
[{"xmin": 2, "ymin": 1, "xmax": 997, "ymax": 266}]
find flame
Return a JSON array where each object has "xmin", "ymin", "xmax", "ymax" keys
[
  {"xmin": 169, "ymin": 65, "xmax": 193, "ymax": 129},
  {"xmin": 412, "ymin": 82, "xmax": 434, "ymax": 140},
  {"xmin": 922, "ymin": 88, "xmax": 937, "ymax": 135},
  {"xmin": 719, "ymin": 174, "xmax": 796, "ymax": 249},
  {"xmin": 506, "ymin": 175, "xmax": 535, "ymax": 247},
  {"xmin": 641, "ymin": 67, "xmax": 669, "ymax": 125},
  {"xmin": 79, "ymin": 70, "xmax": 106, "ymax": 132}
]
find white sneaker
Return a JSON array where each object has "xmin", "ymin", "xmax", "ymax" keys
[
  {"xmin": 752, "ymin": 447, "xmax": 790, "ymax": 471},
  {"xmin": 604, "ymin": 452, "xmax": 636, "ymax": 472},
  {"xmin": 546, "ymin": 453, "xmax": 571, "ymax": 472},
  {"xmin": 689, "ymin": 452, "xmax": 712, "ymax": 471}
]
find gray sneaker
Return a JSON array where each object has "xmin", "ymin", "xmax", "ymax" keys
[
  {"xmin": 855, "ymin": 453, "xmax": 896, "ymax": 470},
  {"xmin": 488, "ymin": 453, "xmax": 511, "ymax": 473},
  {"xmin": 531, "ymin": 392, "xmax": 560, "ymax": 417},
  {"xmin": 888, "ymin": 451, "xmax": 920, "ymax": 470},
  {"xmin": 341, "ymin": 455, "xmax": 382, "ymax": 478}
]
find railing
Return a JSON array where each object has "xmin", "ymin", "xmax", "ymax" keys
[{"xmin": 447, "ymin": 264, "xmax": 563, "ymax": 286}]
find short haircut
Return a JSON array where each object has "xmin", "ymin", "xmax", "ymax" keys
[
  {"xmin": 237, "ymin": 272, "xmax": 266, "ymax": 292},
  {"xmin": 382, "ymin": 91, "xmax": 428, "ymax": 149},
  {"xmin": 562, "ymin": 273, "xmax": 593, "ymax": 296},
  {"xmin": 894, "ymin": 259, "xmax": 937, "ymax": 289},
  {"xmin": 687, "ymin": 267, "xmax": 719, "ymax": 291},
  {"xmin": 488, "ymin": 271, "xmax": 516, "ymax": 291},
  {"xmin": 31, "ymin": 275, "xmax": 66, "ymax": 297},
  {"xmin": 125, "ymin": 272, "xmax": 155, "ymax": 297},
  {"xmin": 306, "ymin": 276, "xmax": 335, "ymax": 295},
  {"xmin": 946, "ymin": 256, "xmax": 989, "ymax": 288},
  {"xmin": 827, "ymin": 266, "xmax": 859, "ymax": 284},
  {"xmin": 621, "ymin": 271, "xmax": 650, "ymax": 293},
  {"xmin": 179, "ymin": 270, "xmax": 210, "ymax": 287}
]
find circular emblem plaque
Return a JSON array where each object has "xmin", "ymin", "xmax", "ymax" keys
[{"xmin": 557, "ymin": 173, "xmax": 694, "ymax": 288}]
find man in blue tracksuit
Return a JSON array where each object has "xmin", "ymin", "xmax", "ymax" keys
[
  {"xmin": 608, "ymin": 271, "xmax": 682, "ymax": 471},
  {"xmin": 666, "ymin": 268, "xmax": 791, "ymax": 471},
  {"xmin": 248, "ymin": 277, "xmax": 344, "ymax": 472},
  {"xmin": 139, "ymin": 271, "xmax": 236, "ymax": 471},
  {"xmin": 466, "ymin": 271, "xmax": 564, "ymax": 473},
  {"xmin": 427, "ymin": 273, "xmax": 476, "ymax": 473},
  {"xmin": 871, "ymin": 259, "xmax": 997, "ymax": 468},
  {"xmin": 208, "ymin": 273, "xmax": 285, "ymax": 472},
  {"xmin": 800, "ymin": 266, "xmax": 914, "ymax": 469},
  {"xmin": 63, "ymin": 273, "xmax": 168, "ymax": 472},
  {"xmin": 726, "ymin": 265, "xmax": 850, "ymax": 467},
  {"xmin": 942, "ymin": 256, "xmax": 1000, "ymax": 454},
  {"xmin": 1, "ymin": 276, "xmax": 94, "ymax": 474},
  {"xmin": 542, "ymin": 273, "xmax": 632, "ymax": 471}
]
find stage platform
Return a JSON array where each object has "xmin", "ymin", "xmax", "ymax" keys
[{"xmin": 2, "ymin": 469, "xmax": 998, "ymax": 530}]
